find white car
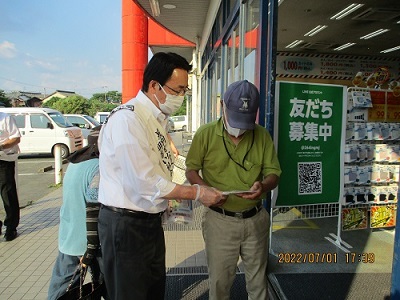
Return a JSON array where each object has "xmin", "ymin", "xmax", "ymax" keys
[
  {"xmin": 0, "ymin": 107, "xmax": 83, "ymax": 158},
  {"xmin": 94, "ymin": 112, "xmax": 111, "ymax": 124},
  {"xmin": 171, "ymin": 115, "xmax": 188, "ymax": 131},
  {"xmin": 64, "ymin": 114, "xmax": 101, "ymax": 146}
]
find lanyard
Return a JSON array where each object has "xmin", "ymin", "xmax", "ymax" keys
[{"xmin": 222, "ymin": 127, "xmax": 255, "ymax": 171}]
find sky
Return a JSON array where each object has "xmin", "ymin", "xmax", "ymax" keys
[{"xmin": 0, "ymin": 0, "xmax": 124, "ymax": 99}]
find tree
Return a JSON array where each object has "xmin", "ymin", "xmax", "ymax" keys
[
  {"xmin": 0, "ymin": 90, "xmax": 12, "ymax": 107},
  {"xmin": 87, "ymin": 99, "xmax": 118, "ymax": 116},
  {"xmin": 42, "ymin": 97, "xmax": 63, "ymax": 109},
  {"xmin": 90, "ymin": 91, "xmax": 121, "ymax": 104},
  {"xmin": 172, "ymin": 98, "xmax": 187, "ymax": 116}
]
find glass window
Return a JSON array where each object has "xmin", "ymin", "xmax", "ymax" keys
[
  {"xmin": 66, "ymin": 116, "xmax": 89, "ymax": 129},
  {"xmin": 243, "ymin": 0, "xmax": 260, "ymax": 84},
  {"xmin": 48, "ymin": 112, "xmax": 73, "ymax": 128},
  {"xmin": 12, "ymin": 114, "xmax": 25, "ymax": 128},
  {"xmin": 225, "ymin": 23, "xmax": 240, "ymax": 86},
  {"xmin": 83, "ymin": 115, "xmax": 100, "ymax": 126},
  {"xmin": 31, "ymin": 114, "xmax": 50, "ymax": 129}
]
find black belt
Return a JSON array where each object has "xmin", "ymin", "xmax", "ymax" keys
[
  {"xmin": 102, "ymin": 205, "xmax": 164, "ymax": 219},
  {"xmin": 209, "ymin": 203, "xmax": 262, "ymax": 219}
]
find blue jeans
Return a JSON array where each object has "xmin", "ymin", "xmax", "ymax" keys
[{"xmin": 47, "ymin": 251, "xmax": 104, "ymax": 300}]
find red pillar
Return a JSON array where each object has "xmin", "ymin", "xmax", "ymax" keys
[{"xmin": 122, "ymin": 0, "xmax": 148, "ymax": 103}]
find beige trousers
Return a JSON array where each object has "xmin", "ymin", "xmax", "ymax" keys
[{"xmin": 202, "ymin": 207, "xmax": 270, "ymax": 300}]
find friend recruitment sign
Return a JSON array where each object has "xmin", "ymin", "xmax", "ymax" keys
[{"xmin": 273, "ymin": 82, "xmax": 346, "ymax": 206}]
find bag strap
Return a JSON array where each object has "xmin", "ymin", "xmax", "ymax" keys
[
  {"xmin": 103, "ymin": 105, "xmax": 134, "ymax": 125},
  {"xmin": 65, "ymin": 264, "xmax": 97, "ymax": 298}
]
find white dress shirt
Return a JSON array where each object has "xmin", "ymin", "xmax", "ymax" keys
[
  {"xmin": 98, "ymin": 91, "xmax": 176, "ymax": 213},
  {"xmin": 0, "ymin": 112, "xmax": 21, "ymax": 162}
]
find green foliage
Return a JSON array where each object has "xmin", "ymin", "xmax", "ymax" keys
[
  {"xmin": 90, "ymin": 91, "xmax": 121, "ymax": 104},
  {"xmin": 45, "ymin": 95, "xmax": 90, "ymax": 114},
  {"xmin": 172, "ymin": 98, "xmax": 187, "ymax": 116},
  {"xmin": 0, "ymin": 90, "xmax": 12, "ymax": 107},
  {"xmin": 42, "ymin": 96, "xmax": 63, "ymax": 108},
  {"xmin": 40, "ymin": 90, "xmax": 186, "ymax": 117},
  {"xmin": 44, "ymin": 95, "xmax": 118, "ymax": 117},
  {"xmin": 86, "ymin": 99, "xmax": 118, "ymax": 116}
]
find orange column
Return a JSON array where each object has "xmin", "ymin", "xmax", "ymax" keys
[{"xmin": 122, "ymin": 0, "xmax": 148, "ymax": 103}]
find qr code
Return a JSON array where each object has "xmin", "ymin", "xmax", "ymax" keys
[{"xmin": 298, "ymin": 162, "xmax": 322, "ymax": 195}]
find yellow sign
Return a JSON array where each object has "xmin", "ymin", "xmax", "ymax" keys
[{"xmin": 370, "ymin": 205, "xmax": 396, "ymax": 228}]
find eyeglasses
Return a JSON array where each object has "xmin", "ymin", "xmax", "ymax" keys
[{"xmin": 164, "ymin": 84, "xmax": 190, "ymax": 96}]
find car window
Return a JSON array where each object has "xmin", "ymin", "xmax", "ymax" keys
[
  {"xmin": 66, "ymin": 116, "xmax": 87, "ymax": 128},
  {"xmin": 31, "ymin": 114, "xmax": 50, "ymax": 129},
  {"xmin": 11, "ymin": 114, "xmax": 25, "ymax": 128},
  {"xmin": 83, "ymin": 115, "xmax": 100, "ymax": 126},
  {"xmin": 172, "ymin": 116, "xmax": 185, "ymax": 122},
  {"xmin": 48, "ymin": 112, "xmax": 73, "ymax": 128}
]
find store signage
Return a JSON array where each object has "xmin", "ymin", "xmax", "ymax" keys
[
  {"xmin": 277, "ymin": 52, "xmax": 400, "ymax": 81},
  {"xmin": 273, "ymin": 82, "xmax": 346, "ymax": 206},
  {"xmin": 342, "ymin": 207, "xmax": 368, "ymax": 231},
  {"xmin": 370, "ymin": 205, "xmax": 396, "ymax": 228}
]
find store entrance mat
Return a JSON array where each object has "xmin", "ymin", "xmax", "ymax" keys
[
  {"xmin": 165, "ymin": 274, "xmax": 247, "ymax": 300},
  {"xmin": 268, "ymin": 273, "xmax": 391, "ymax": 300}
]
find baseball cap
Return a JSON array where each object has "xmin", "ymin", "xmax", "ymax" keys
[{"xmin": 223, "ymin": 80, "xmax": 260, "ymax": 130}]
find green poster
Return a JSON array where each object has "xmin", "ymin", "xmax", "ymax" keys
[{"xmin": 274, "ymin": 82, "xmax": 346, "ymax": 206}]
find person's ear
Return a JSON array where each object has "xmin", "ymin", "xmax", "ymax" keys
[{"xmin": 149, "ymin": 80, "xmax": 159, "ymax": 92}]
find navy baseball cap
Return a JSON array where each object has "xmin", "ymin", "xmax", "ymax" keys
[{"xmin": 223, "ymin": 80, "xmax": 260, "ymax": 130}]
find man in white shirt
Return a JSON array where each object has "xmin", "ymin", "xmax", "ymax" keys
[
  {"xmin": 0, "ymin": 111, "xmax": 21, "ymax": 241},
  {"xmin": 97, "ymin": 52, "xmax": 224, "ymax": 300}
]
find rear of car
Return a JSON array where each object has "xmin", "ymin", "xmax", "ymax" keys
[
  {"xmin": 171, "ymin": 115, "xmax": 188, "ymax": 131},
  {"xmin": 64, "ymin": 114, "xmax": 100, "ymax": 146}
]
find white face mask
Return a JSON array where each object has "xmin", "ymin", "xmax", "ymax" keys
[
  {"xmin": 154, "ymin": 84, "xmax": 185, "ymax": 115},
  {"xmin": 223, "ymin": 106, "xmax": 246, "ymax": 138}
]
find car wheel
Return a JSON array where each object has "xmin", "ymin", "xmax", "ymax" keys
[
  {"xmin": 182, "ymin": 125, "xmax": 187, "ymax": 131},
  {"xmin": 52, "ymin": 144, "xmax": 69, "ymax": 159}
]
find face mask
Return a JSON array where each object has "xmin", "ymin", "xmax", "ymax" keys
[
  {"xmin": 154, "ymin": 84, "xmax": 185, "ymax": 115},
  {"xmin": 223, "ymin": 106, "xmax": 246, "ymax": 138}
]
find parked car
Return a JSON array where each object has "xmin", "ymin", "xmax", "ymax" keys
[
  {"xmin": 94, "ymin": 111, "xmax": 111, "ymax": 124},
  {"xmin": 171, "ymin": 115, "xmax": 188, "ymax": 131},
  {"xmin": 0, "ymin": 107, "xmax": 83, "ymax": 158},
  {"xmin": 167, "ymin": 117, "xmax": 175, "ymax": 132},
  {"xmin": 64, "ymin": 114, "xmax": 101, "ymax": 146}
]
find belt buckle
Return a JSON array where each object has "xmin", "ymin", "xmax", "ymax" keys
[{"xmin": 234, "ymin": 212, "xmax": 243, "ymax": 219}]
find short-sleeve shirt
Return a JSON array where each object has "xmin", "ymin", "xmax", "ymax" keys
[
  {"xmin": 186, "ymin": 118, "xmax": 281, "ymax": 211},
  {"xmin": 0, "ymin": 112, "xmax": 21, "ymax": 161}
]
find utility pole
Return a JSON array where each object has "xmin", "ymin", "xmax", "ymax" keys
[{"xmin": 103, "ymin": 86, "xmax": 108, "ymax": 102}]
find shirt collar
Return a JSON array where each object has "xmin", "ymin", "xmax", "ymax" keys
[{"xmin": 135, "ymin": 90, "xmax": 167, "ymax": 124}]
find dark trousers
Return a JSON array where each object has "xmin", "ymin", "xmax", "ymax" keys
[
  {"xmin": 98, "ymin": 206, "xmax": 166, "ymax": 300},
  {"xmin": 0, "ymin": 160, "xmax": 20, "ymax": 233}
]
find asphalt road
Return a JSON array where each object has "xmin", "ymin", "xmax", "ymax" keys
[{"xmin": 0, "ymin": 155, "xmax": 67, "ymax": 215}]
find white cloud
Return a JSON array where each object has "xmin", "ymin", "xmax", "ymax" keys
[
  {"xmin": 24, "ymin": 55, "xmax": 59, "ymax": 72},
  {"xmin": 0, "ymin": 41, "xmax": 17, "ymax": 58}
]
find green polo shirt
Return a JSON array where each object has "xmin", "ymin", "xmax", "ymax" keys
[{"xmin": 186, "ymin": 118, "xmax": 281, "ymax": 211}]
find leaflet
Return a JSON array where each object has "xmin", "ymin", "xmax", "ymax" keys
[{"xmin": 222, "ymin": 190, "xmax": 256, "ymax": 195}]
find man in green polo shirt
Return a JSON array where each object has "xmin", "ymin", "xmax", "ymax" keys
[{"xmin": 185, "ymin": 80, "xmax": 281, "ymax": 300}]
